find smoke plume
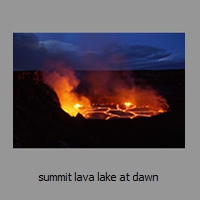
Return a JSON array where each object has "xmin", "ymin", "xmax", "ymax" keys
[{"xmin": 43, "ymin": 60, "xmax": 169, "ymax": 119}]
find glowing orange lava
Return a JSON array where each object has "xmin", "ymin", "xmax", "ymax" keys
[
  {"xmin": 74, "ymin": 103, "xmax": 83, "ymax": 109},
  {"xmin": 73, "ymin": 100, "xmax": 169, "ymax": 120},
  {"xmin": 124, "ymin": 102, "xmax": 132, "ymax": 107},
  {"xmin": 43, "ymin": 62, "xmax": 169, "ymax": 120}
]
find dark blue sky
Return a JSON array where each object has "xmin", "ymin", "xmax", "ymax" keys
[{"xmin": 13, "ymin": 33, "xmax": 185, "ymax": 70}]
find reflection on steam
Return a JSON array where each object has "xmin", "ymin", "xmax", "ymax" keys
[{"xmin": 43, "ymin": 60, "xmax": 169, "ymax": 119}]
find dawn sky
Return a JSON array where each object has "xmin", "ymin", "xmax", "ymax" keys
[{"xmin": 13, "ymin": 33, "xmax": 185, "ymax": 71}]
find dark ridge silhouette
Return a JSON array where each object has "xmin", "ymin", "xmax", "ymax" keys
[{"xmin": 13, "ymin": 70, "xmax": 185, "ymax": 148}]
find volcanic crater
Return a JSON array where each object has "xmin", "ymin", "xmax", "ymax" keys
[{"xmin": 13, "ymin": 69, "xmax": 185, "ymax": 148}]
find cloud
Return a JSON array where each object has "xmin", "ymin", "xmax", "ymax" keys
[
  {"xmin": 100, "ymin": 43, "xmax": 184, "ymax": 70},
  {"xmin": 13, "ymin": 33, "xmax": 185, "ymax": 71},
  {"xmin": 13, "ymin": 33, "xmax": 38, "ymax": 45},
  {"xmin": 13, "ymin": 33, "xmax": 47, "ymax": 70},
  {"xmin": 40, "ymin": 40, "xmax": 79, "ymax": 53},
  {"xmin": 102, "ymin": 43, "xmax": 169, "ymax": 61}
]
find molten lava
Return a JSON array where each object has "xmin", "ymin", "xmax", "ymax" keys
[
  {"xmin": 124, "ymin": 102, "xmax": 132, "ymax": 107},
  {"xmin": 72, "ymin": 99, "xmax": 168, "ymax": 120},
  {"xmin": 43, "ymin": 62, "xmax": 169, "ymax": 120}
]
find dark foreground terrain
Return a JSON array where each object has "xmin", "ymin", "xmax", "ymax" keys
[{"xmin": 13, "ymin": 70, "xmax": 185, "ymax": 148}]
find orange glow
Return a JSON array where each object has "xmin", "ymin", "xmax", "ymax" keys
[
  {"xmin": 44, "ymin": 62, "xmax": 169, "ymax": 120},
  {"xmin": 43, "ymin": 61, "xmax": 90, "ymax": 117},
  {"xmin": 74, "ymin": 103, "xmax": 83, "ymax": 109},
  {"xmin": 77, "ymin": 101, "xmax": 168, "ymax": 120},
  {"xmin": 124, "ymin": 102, "xmax": 132, "ymax": 107}
]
